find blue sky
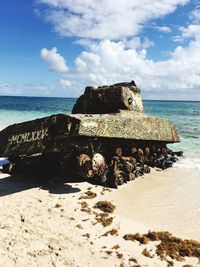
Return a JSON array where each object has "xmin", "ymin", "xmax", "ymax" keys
[{"xmin": 0, "ymin": 0, "xmax": 200, "ymax": 99}]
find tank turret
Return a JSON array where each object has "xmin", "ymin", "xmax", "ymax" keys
[{"xmin": 72, "ymin": 81, "xmax": 143, "ymax": 114}]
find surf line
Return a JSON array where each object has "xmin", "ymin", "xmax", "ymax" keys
[{"xmin": 8, "ymin": 128, "xmax": 48, "ymax": 144}]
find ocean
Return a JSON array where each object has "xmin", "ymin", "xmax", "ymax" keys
[{"xmin": 0, "ymin": 96, "xmax": 200, "ymax": 169}]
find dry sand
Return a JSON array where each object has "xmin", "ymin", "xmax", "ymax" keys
[{"xmin": 0, "ymin": 167, "xmax": 199, "ymax": 267}]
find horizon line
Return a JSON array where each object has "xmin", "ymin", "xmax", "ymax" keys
[{"xmin": 0, "ymin": 95, "xmax": 200, "ymax": 102}]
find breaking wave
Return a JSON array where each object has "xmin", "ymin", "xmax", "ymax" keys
[{"xmin": 174, "ymin": 157, "xmax": 200, "ymax": 170}]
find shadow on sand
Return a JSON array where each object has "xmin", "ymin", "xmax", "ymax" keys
[{"xmin": 0, "ymin": 173, "xmax": 83, "ymax": 197}]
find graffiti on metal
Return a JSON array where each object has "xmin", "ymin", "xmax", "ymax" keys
[{"xmin": 8, "ymin": 128, "xmax": 48, "ymax": 144}]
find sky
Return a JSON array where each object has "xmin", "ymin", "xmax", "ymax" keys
[{"xmin": 0, "ymin": 0, "xmax": 200, "ymax": 100}]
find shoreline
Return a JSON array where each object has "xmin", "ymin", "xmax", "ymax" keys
[
  {"xmin": 0, "ymin": 167, "xmax": 200, "ymax": 266},
  {"xmin": 106, "ymin": 167, "xmax": 200, "ymax": 241}
]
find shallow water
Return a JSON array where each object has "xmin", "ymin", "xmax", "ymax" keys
[{"xmin": 144, "ymin": 100, "xmax": 200, "ymax": 159}]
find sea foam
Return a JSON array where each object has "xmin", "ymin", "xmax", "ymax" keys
[{"xmin": 174, "ymin": 157, "xmax": 200, "ymax": 170}]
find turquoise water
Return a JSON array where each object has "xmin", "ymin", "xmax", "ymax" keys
[
  {"xmin": 144, "ymin": 100, "xmax": 200, "ymax": 159},
  {"xmin": 0, "ymin": 96, "xmax": 199, "ymax": 167}
]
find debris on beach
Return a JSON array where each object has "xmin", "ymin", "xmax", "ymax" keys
[
  {"xmin": 94, "ymin": 201, "xmax": 116, "ymax": 213},
  {"xmin": 79, "ymin": 190, "xmax": 97, "ymax": 200},
  {"xmin": 142, "ymin": 248, "xmax": 154, "ymax": 258},
  {"xmin": 102, "ymin": 228, "xmax": 119, "ymax": 236},
  {"xmin": 124, "ymin": 231, "xmax": 200, "ymax": 262},
  {"xmin": 95, "ymin": 212, "xmax": 113, "ymax": 227},
  {"xmin": 105, "ymin": 250, "xmax": 113, "ymax": 255},
  {"xmin": 80, "ymin": 201, "xmax": 92, "ymax": 213},
  {"xmin": 112, "ymin": 244, "xmax": 120, "ymax": 249},
  {"xmin": 76, "ymin": 224, "xmax": 83, "ymax": 229},
  {"xmin": 54, "ymin": 203, "xmax": 62, "ymax": 208},
  {"xmin": 20, "ymin": 215, "xmax": 25, "ymax": 223},
  {"xmin": 124, "ymin": 233, "xmax": 149, "ymax": 245},
  {"xmin": 116, "ymin": 251, "xmax": 123, "ymax": 259},
  {"xmin": 101, "ymin": 187, "xmax": 112, "ymax": 195}
]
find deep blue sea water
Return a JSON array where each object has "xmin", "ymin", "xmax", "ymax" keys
[{"xmin": 0, "ymin": 96, "xmax": 200, "ymax": 168}]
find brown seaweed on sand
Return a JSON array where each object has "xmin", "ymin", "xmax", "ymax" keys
[
  {"xmin": 95, "ymin": 212, "xmax": 113, "ymax": 227},
  {"xmin": 124, "ymin": 233, "xmax": 149, "ymax": 244},
  {"xmin": 116, "ymin": 251, "xmax": 123, "ymax": 259},
  {"xmin": 142, "ymin": 248, "xmax": 154, "ymax": 258},
  {"xmin": 93, "ymin": 201, "xmax": 116, "ymax": 213},
  {"xmin": 105, "ymin": 250, "xmax": 112, "ymax": 255},
  {"xmin": 102, "ymin": 228, "xmax": 119, "ymax": 236},
  {"xmin": 79, "ymin": 191, "xmax": 97, "ymax": 200},
  {"xmin": 55, "ymin": 203, "xmax": 62, "ymax": 208},
  {"xmin": 123, "ymin": 231, "xmax": 200, "ymax": 261},
  {"xmin": 112, "ymin": 244, "xmax": 120, "ymax": 249},
  {"xmin": 80, "ymin": 201, "xmax": 91, "ymax": 213}
]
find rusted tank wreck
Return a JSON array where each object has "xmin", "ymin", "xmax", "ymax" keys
[{"xmin": 0, "ymin": 81, "xmax": 181, "ymax": 187}]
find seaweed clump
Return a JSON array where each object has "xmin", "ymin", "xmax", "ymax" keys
[
  {"xmin": 79, "ymin": 191, "xmax": 97, "ymax": 200},
  {"xmin": 123, "ymin": 233, "xmax": 149, "ymax": 244},
  {"xmin": 116, "ymin": 252, "xmax": 123, "ymax": 259},
  {"xmin": 55, "ymin": 203, "xmax": 62, "ymax": 208},
  {"xmin": 142, "ymin": 248, "xmax": 154, "ymax": 258},
  {"xmin": 101, "ymin": 187, "xmax": 112, "ymax": 195},
  {"xmin": 112, "ymin": 244, "xmax": 120, "ymax": 249},
  {"xmin": 102, "ymin": 228, "xmax": 119, "ymax": 236},
  {"xmin": 95, "ymin": 212, "xmax": 113, "ymax": 227},
  {"xmin": 123, "ymin": 231, "xmax": 200, "ymax": 261},
  {"xmin": 94, "ymin": 201, "xmax": 116, "ymax": 213},
  {"xmin": 80, "ymin": 201, "xmax": 91, "ymax": 213}
]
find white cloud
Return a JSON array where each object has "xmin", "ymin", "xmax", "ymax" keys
[
  {"xmin": 125, "ymin": 37, "xmax": 154, "ymax": 50},
  {"xmin": 155, "ymin": 26, "xmax": 171, "ymax": 33},
  {"xmin": 0, "ymin": 80, "xmax": 79, "ymax": 97},
  {"xmin": 40, "ymin": 47, "xmax": 68, "ymax": 73},
  {"xmin": 35, "ymin": 1, "xmax": 200, "ymax": 100},
  {"xmin": 0, "ymin": 81, "xmax": 23, "ymax": 95},
  {"xmin": 62, "ymin": 36, "xmax": 200, "ymax": 100},
  {"xmin": 0, "ymin": 81, "xmax": 44, "ymax": 96},
  {"xmin": 172, "ymin": 24, "xmax": 200, "ymax": 42},
  {"xmin": 3, "ymin": 25, "xmax": 200, "ymax": 100},
  {"xmin": 189, "ymin": 6, "xmax": 200, "ymax": 23},
  {"xmin": 59, "ymin": 78, "xmax": 71, "ymax": 88},
  {"xmin": 180, "ymin": 24, "xmax": 200, "ymax": 39},
  {"xmin": 38, "ymin": 0, "xmax": 188, "ymax": 40}
]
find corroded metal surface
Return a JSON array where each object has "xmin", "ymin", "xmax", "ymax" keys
[
  {"xmin": 72, "ymin": 81, "xmax": 143, "ymax": 114},
  {"xmin": 0, "ymin": 114, "xmax": 79, "ymax": 157},
  {"xmin": 0, "ymin": 112, "xmax": 179, "ymax": 157},
  {"xmin": 72, "ymin": 114, "xmax": 179, "ymax": 142}
]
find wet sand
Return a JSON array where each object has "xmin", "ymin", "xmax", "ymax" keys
[
  {"xmin": 107, "ymin": 167, "xmax": 200, "ymax": 241},
  {"xmin": 0, "ymin": 167, "xmax": 199, "ymax": 266}
]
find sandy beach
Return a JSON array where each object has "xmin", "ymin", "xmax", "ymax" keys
[
  {"xmin": 0, "ymin": 166, "xmax": 200, "ymax": 267},
  {"xmin": 2, "ymin": 0, "xmax": 200, "ymax": 266},
  {"xmin": 106, "ymin": 167, "xmax": 200, "ymax": 241}
]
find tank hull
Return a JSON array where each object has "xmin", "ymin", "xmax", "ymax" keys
[{"xmin": 0, "ymin": 113, "xmax": 179, "ymax": 158}]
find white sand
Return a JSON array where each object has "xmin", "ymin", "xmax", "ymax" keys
[{"xmin": 0, "ymin": 167, "xmax": 199, "ymax": 267}]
